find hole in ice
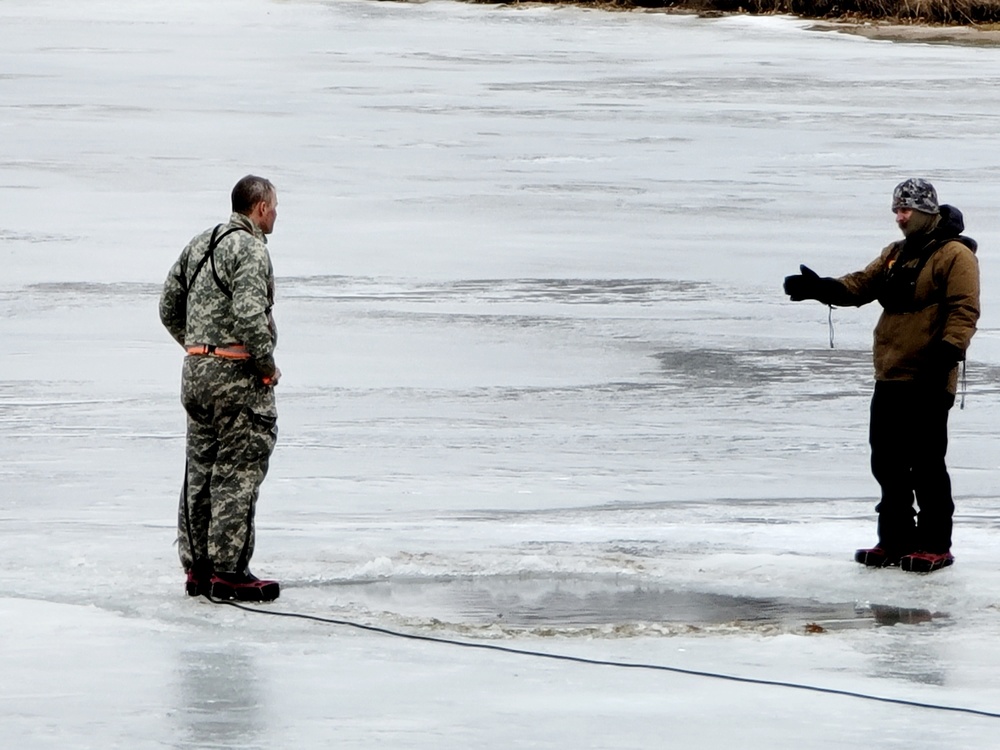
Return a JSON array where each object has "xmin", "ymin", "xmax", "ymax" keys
[{"xmin": 325, "ymin": 576, "xmax": 947, "ymax": 631}]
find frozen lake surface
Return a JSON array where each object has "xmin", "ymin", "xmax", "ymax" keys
[{"xmin": 3, "ymin": 0, "xmax": 1000, "ymax": 747}]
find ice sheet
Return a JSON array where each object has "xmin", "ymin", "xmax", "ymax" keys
[{"xmin": 3, "ymin": 1, "xmax": 1000, "ymax": 747}]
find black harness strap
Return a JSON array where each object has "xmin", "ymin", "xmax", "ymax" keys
[{"xmin": 181, "ymin": 224, "xmax": 250, "ymax": 299}]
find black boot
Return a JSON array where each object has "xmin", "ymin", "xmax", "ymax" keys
[
  {"xmin": 185, "ymin": 558, "xmax": 214, "ymax": 597},
  {"xmin": 210, "ymin": 569, "xmax": 280, "ymax": 602},
  {"xmin": 854, "ymin": 546, "xmax": 903, "ymax": 568},
  {"xmin": 900, "ymin": 551, "xmax": 954, "ymax": 573}
]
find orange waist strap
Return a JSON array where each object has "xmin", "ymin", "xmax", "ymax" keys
[{"xmin": 186, "ymin": 344, "xmax": 251, "ymax": 360}]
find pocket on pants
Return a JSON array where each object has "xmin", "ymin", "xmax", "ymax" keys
[{"xmin": 246, "ymin": 409, "xmax": 278, "ymax": 463}]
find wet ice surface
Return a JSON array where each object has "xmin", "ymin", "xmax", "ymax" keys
[{"xmin": 4, "ymin": 0, "xmax": 1000, "ymax": 747}]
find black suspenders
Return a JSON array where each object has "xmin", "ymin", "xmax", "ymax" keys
[{"xmin": 182, "ymin": 224, "xmax": 249, "ymax": 299}]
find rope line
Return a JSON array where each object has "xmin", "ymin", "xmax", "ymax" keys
[{"xmin": 214, "ymin": 598, "xmax": 1000, "ymax": 720}]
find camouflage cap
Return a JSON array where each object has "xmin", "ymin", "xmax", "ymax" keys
[{"xmin": 892, "ymin": 178, "xmax": 939, "ymax": 214}]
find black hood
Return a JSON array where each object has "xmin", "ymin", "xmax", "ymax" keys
[{"xmin": 933, "ymin": 204, "xmax": 977, "ymax": 253}]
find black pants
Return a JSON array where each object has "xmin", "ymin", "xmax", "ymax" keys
[{"xmin": 869, "ymin": 380, "xmax": 955, "ymax": 555}]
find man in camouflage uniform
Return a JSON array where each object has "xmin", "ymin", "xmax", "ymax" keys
[
  {"xmin": 160, "ymin": 175, "xmax": 281, "ymax": 601},
  {"xmin": 783, "ymin": 179, "xmax": 979, "ymax": 573}
]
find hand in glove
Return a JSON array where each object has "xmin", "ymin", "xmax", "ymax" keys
[
  {"xmin": 929, "ymin": 341, "xmax": 963, "ymax": 376},
  {"xmin": 783, "ymin": 265, "xmax": 822, "ymax": 301}
]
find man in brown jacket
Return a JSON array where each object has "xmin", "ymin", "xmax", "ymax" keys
[{"xmin": 783, "ymin": 178, "xmax": 979, "ymax": 573}]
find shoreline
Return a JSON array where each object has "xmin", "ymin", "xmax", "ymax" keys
[
  {"xmin": 477, "ymin": 2, "xmax": 1000, "ymax": 45},
  {"xmin": 804, "ymin": 17, "xmax": 1000, "ymax": 45}
]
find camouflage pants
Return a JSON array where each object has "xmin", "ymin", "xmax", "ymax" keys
[{"xmin": 177, "ymin": 355, "xmax": 277, "ymax": 573}]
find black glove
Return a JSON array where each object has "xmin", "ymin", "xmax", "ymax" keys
[
  {"xmin": 930, "ymin": 341, "xmax": 963, "ymax": 375},
  {"xmin": 783, "ymin": 265, "xmax": 822, "ymax": 301},
  {"xmin": 784, "ymin": 264, "xmax": 848, "ymax": 305}
]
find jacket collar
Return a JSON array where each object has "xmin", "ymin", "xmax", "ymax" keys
[{"xmin": 228, "ymin": 212, "xmax": 266, "ymax": 244}]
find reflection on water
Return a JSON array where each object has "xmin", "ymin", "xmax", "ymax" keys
[
  {"xmin": 174, "ymin": 647, "xmax": 266, "ymax": 750},
  {"xmin": 869, "ymin": 604, "xmax": 945, "ymax": 626}
]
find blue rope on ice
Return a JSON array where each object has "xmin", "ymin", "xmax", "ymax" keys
[{"xmin": 215, "ymin": 599, "xmax": 1000, "ymax": 721}]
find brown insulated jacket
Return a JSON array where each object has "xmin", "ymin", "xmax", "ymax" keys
[{"xmin": 833, "ymin": 205, "xmax": 980, "ymax": 393}]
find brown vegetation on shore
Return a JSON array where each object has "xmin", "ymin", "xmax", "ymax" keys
[{"xmin": 473, "ymin": 0, "xmax": 1000, "ymax": 25}]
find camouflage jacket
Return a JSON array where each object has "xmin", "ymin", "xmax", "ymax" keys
[{"xmin": 159, "ymin": 213, "xmax": 277, "ymax": 377}]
